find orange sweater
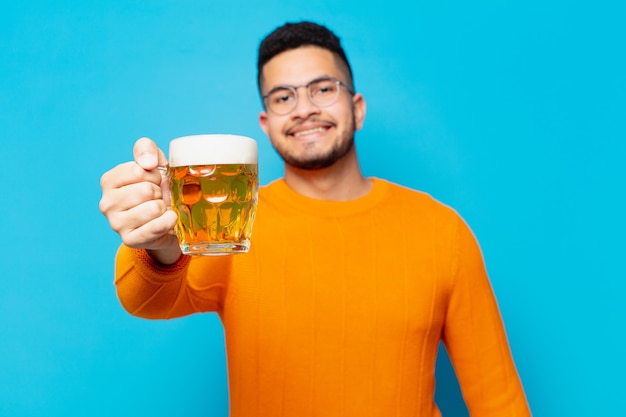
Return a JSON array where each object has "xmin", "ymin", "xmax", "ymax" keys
[{"xmin": 115, "ymin": 178, "xmax": 530, "ymax": 417}]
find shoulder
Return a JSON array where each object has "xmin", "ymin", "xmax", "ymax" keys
[{"xmin": 375, "ymin": 178, "xmax": 459, "ymax": 218}]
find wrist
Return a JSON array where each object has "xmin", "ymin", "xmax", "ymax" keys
[{"xmin": 146, "ymin": 243, "xmax": 183, "ymax": 266}]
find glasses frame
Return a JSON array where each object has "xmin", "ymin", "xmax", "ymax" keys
[{"xmin": 262, "ymin": 77, "xmax": 355, "ymax": 115}]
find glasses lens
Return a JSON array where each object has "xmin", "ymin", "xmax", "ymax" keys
[
  {"xmin": 309, "ymin": 79, "xmax": 340, "ymax": 107},
  {"xmin": 267, "ymin": 88, "xmax": 296, "ymax": 115}
]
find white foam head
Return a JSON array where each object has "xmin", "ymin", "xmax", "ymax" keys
[{"xmin": 168, "ymin": 134, "xmax": 258, "ymax": 166}]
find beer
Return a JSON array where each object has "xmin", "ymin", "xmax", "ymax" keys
[{"xmin": 167, "ymin": 135, "xmax": 258, "ymax": 255}]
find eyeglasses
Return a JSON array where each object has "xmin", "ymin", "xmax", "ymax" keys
[{"xmin": 262, "ymin": 77, "xmax": 355, "ymax": 115}]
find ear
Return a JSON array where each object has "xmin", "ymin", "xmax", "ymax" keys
[
  {"xmin": 259, "ymin": 111, "xmax": 269, "ymax": 136},
  {"xmin": 352, "ymin": 93, "xmax": 367, "ymax": 131}
]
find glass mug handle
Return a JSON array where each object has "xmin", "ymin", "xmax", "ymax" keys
[{"xmin": 157, "ymin": 165, "xmax": 169, "ymax": 175}]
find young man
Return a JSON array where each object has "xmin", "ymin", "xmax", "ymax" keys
[{"xmin": 100, "ymin": 21, "xmax": 530, "ymax": 416}]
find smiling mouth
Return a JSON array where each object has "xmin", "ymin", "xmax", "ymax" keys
[{"xmin": 292, "ymin": 126, "xmax": 328, "ymax": 138}]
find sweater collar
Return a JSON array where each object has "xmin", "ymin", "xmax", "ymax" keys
[{"xmin": 260, "ymin": 178, "xmax": 389, "ymax": 217}]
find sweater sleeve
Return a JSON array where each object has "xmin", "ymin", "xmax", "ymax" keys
[
  {"xmin": 115, "ymin": 245, "xmax": 231, "ymax": 319},
  {"xmin": 442, "ymin": 217, "xmax": 531, "ymax": 416}
]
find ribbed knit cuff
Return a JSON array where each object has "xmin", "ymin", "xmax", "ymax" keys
[{"xmin": 119, "ymin": 246, "xmax": 191, "ymax": 284}]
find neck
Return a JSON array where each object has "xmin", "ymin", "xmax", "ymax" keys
[{"xmin": 283, "ymin": 148, "xmax": 372, "ymax": 201}]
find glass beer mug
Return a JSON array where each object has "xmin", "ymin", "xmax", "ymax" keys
[{"xmin": 162, "ymin": 134, "xmax": 258, "ymax": 255}]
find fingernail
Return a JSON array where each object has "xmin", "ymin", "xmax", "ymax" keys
[{"xmin": 138, "ymin": 152, "xmax": 157, "ymax": 168}]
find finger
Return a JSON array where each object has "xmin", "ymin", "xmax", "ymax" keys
[
  {"xmin": 100, "ymin": 160, "xmax": 164, "ymax": 191},
  {"xmin": 100, "ymin": 181, "xmax": 163, "ymax": 215},
  {"xmin": 133, "ymin": 137, "xmax": 168, "ymax": 171},
  {"xmin": 121, "ymin": 209, "xmax": 179, "ymax": 249},
  {"xmin": 106, "ymin": 198, "xmax": 169, "ymax": 240},
  {"xmin": 100, "ymin": 161, "xmax": 135, "ymax": 190}
]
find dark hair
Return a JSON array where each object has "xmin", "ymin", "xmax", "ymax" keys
[{"xmin": 257, "ymin": 21, "xmax": 354, "ymax": 93}]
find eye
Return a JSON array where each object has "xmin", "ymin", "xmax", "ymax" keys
[
  {"xmin": 269, "ymin": 89, "xmax": 294, "ymax": 105},
  {"xmin": 311, "ymin": 80, "xmax": 338, "ymax": 97}
]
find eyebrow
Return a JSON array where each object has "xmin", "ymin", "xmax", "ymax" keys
[{"xmin": 263, "ymin": 76, "xmax": 337, "ymax": 97}]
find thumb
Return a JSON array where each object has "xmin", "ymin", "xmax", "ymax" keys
[{"xmin": 133, "ymin": 137, "xmax": 167, "ymax": 170}]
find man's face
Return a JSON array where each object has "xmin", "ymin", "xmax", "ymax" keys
[{"xmin": 259, "ymin": 46, "xmax": 366, "ymax": 170}]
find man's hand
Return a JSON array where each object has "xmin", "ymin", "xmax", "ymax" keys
[{"xmin": 99, "ymin": 137, "xmax": 181, "ymax": 265}]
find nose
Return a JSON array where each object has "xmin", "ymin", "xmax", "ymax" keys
[{"xmin": 291, "ymin": 86, "xmax": 320, "ymax": 118}]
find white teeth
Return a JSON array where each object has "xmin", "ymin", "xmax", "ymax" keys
[{"xmin": 293, "ymin": 127, "xmax": 325, "ymax": 137}]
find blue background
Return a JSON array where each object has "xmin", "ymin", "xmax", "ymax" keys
[{"xmin": 1, "ymin": 1, "xmax": 624, "ymax": 416}]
